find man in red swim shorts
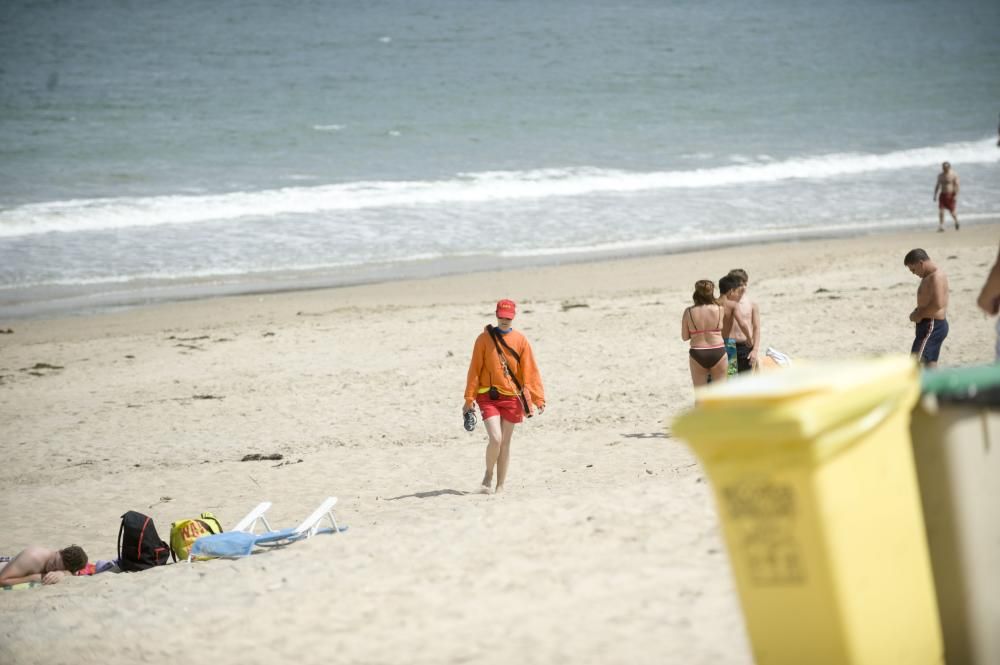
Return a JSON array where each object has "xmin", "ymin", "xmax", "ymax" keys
[{"xmin": 933, "ymin": 161, "xmax": 960, "ymax": 232}]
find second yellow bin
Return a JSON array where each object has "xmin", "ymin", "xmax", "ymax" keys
[{"xmin": 673, "ymin": 355, "xmax": 942, "ymax": 665}]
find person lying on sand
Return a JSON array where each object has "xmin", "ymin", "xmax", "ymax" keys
[{"xmin": 0, "ymin": 545, "xmax": 88, "ymax": 585}]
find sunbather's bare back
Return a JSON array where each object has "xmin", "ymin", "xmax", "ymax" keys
[{"xmin": 0, "ymin": 546, "xmax": 64, "ymax": 585}]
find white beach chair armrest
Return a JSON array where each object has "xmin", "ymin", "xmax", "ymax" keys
[
  {"xmin": 294, "ymin": 496, "xmax": 341, "ymax": 538},
  {"xmin": 232, "ymin": 501, "xmax": 273, "ymax": 534}
]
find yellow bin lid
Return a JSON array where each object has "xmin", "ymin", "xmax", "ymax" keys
[{"xmin": 673, "ymin": 355, "xmax": 920, "ymax": 451}]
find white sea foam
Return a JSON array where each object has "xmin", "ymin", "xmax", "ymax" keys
[
  {"xmin": 1, "ymin": 138, "xmax": 996, "ymax": 237},
  {"xmin": 0, "ymin": 249, "xmax": 482, "ymax": 291},
  {"xmin": 499, "ymin": 212, "xmax": 1000, "ymax": 259}
]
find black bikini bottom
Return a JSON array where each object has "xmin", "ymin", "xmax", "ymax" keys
[{"xmin": 689, "ymin": 347, "xmax": 726, "ymax": 370}]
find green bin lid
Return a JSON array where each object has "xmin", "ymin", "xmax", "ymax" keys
[{"xmin": 921, "ymin": 363, "xmax": 1000, "ymax": 405}]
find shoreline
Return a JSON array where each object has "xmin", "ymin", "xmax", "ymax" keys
[
  {"xmin": 2, "ymin": 216, "xmax": 997, "ymax": 321},
  {"xmin": 2, "ymin": 222, "xmax": 996, "ymax": 345}
]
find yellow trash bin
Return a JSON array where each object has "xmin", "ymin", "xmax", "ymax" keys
[{"xmin": 673, "ymin": 355, "xmax": 942, "ymax": 665}]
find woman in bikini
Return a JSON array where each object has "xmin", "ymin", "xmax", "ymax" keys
[{"xmin": 681, "ymin": 280, "xmax": 729, "ymax": 386}]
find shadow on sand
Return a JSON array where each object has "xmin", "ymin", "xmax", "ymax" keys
[{"xmin": 384, "ymin": 488, "xmax": 470, "ymax": 501}]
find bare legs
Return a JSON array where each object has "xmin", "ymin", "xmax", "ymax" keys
[
  {"xmin": 688, "ymin": 354, "xmax": 728, "ymax": 387},
  {"xmin": 481, "ymin": 415, "xmax": 515, "ymax": 493},
  {"xmin": 938, "ymin": 208, "xmax": 959, "ymax": 231},
  {"xmin": 709, "ymin": 354, "xmax": 728, "ymax": 383}
]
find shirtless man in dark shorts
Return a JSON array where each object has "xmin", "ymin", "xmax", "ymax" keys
[
  {"xmin": 718, "ymin": 274, "xmax": 753, "ymax": 377},
  {"xmin": 727, "ymin": 269, "xmax": 761, "ymax": 372},
  {"xmin": 933, "ymin": 162, "xmax": 959, "ymax": 232},
  {"xmin": 904, "ymin": 248, "xmax": 949, "ymax": 367}
]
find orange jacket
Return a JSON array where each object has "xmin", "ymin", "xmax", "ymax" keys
[{"xmin": 464, "ymin": 326, "xmax": 545, "ymax": 408}]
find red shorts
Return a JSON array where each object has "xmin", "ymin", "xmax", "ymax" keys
[
  {"xmin": 938, "ymin": 192, "xmax": 956, "ymax": 212},
  {"xmin": 476, "ymin": 393, "xmax": 524, "ymax": 424}
]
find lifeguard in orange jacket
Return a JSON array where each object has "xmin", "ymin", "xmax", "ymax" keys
[{"xmin": 463, "ymin": 299, "xmax": 545, "ymax": 494}]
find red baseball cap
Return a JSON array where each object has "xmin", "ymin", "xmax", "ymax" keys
[{"xmin": 495, "ymin": 299, "xmax": 516, "ymax": 319}]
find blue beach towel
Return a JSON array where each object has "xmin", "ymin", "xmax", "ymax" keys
[
  {"xmin": 188, "ymin": 531, "xmax": 258, "ymax": 559},
  {"xmin": 189, "ymin": 525, "xmax": 348, "ymax": 560}
]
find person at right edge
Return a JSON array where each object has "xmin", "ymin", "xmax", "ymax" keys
[
  {"xmin": 463, "ymin": 299, "xmax": 545, "ymax": 494},
  {"xmin": 976, "ymin": 239, "xmax": 1000, "ymax": 361}
]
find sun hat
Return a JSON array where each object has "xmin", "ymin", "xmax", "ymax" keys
[{"xmin": 495, "ymin": 299, "xmax": 516, "ymax": 319}]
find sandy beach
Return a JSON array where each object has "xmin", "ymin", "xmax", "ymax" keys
[{"xmin": 1, "ymin": 223, "xmax": 997, "ymax": 665}]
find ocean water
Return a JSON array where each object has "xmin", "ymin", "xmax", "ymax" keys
[{"xmin": 1, "ymin": 0, "xmax": 999, "ymax": 316}]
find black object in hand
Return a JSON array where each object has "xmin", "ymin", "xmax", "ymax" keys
[{"xmin": 463, "ymin": 409, "xmax": 477, "ymax": 432}]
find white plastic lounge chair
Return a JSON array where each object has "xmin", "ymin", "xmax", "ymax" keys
[
  {"xmin": 253, "ymin": 496, "xmax": 345, "ymax": 547},
  {"xmin": 766, "ymin": 347, "xmax": 793, "ymax": 366},
  {"xmin": 231, "ymin": 501, "xmax": 273, "ymax": 534},
  {"xmin": 188, "ymin": 497, "xmax": 346, "ymax": 560}
]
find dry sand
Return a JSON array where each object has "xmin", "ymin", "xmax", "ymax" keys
[{"xmin": 1, "ymin": 223, "xmax": 997, "ymax": 665}]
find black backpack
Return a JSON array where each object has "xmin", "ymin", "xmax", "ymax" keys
[{"xmin": 117, "ymin": 510, "xmax": 173, "ymax": 571}]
